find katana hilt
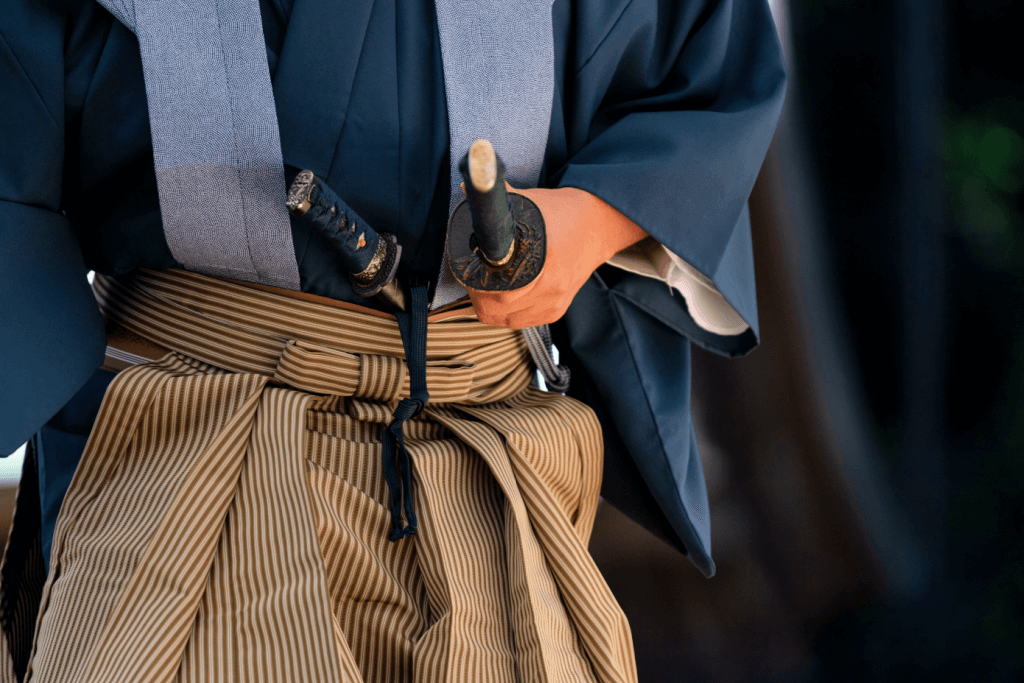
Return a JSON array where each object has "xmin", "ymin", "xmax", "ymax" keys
[
  {"xmin": 447, "ymin": 140, "xmax": 546, "ymax": 291},
  {"xmin": 458, "ymin": 140, "xmax": 516, "ymax": 266},
  {"xmin": 287, "ymin": 170, "xmax": 401, "ymax": 300}
]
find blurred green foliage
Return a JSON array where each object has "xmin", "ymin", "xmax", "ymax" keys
[
  {"xmin": 946, "ymin": 109, "xmax": 1024, "ymax": 271},
  {"xmin": 945, "ymin": 102, "xmax": 1024, "ymax": 673}
]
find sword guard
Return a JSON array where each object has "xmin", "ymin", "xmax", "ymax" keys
[
  {"xmin": 350, "ymin": 232, "xmax": 402, "ymax": 298},
  {"xmin": 447, "ymin": 193, "xmax": 546, "ymax": 292}
]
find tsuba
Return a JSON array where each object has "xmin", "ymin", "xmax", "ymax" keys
[{"xmin": 446, "ymin": 193, "xmax": 546, "ymax": 292}]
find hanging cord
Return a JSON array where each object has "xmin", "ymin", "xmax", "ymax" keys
[
  {"xmin": 381, "ymin": 284, "xmax": 430, "ymax": 541},
  {"xmin": 521, "ymin": 325, "xmax": 570, "ymax": 393}
]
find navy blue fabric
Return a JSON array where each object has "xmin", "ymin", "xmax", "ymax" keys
[
  {"xmin": 546, "ymin": 0, "xmax": 785, "ymax": 341},
  {"xmin": 557, "ymin": 268, "xmax": 715, "ymax": 575},
  {"xmin": 0, "ymin": 0, "xmax": 107, "ymax": 455},
  {"xmin": 381, "ymin": 284, "xmax": 430, "ymax": 541},
  {"xmin": 32, "ymin": 369, "xmax": 115, "ymax": 569},
  {"xmin": 0, "ymin": 0, "xmax": 786, "ymax": 575},
  {"xmin": 275, "ymin": 0, "xmax": 453, "ymax": 282},
  {"xmin": 0, "ymin": 201, "xmax": 106, "ymax": 455}
]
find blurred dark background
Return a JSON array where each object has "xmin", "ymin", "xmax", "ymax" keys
[
  {"xmin": 0, "ymin": 0, "xmax": 1019, "ymax": 680},
  {"xmin": 588, "ymin": 0, "xmax": 1024, "ymax": 680}
]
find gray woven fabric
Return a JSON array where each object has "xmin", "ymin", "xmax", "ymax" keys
[
  {"xmin": 432, "ymin": 0, "xmax": 556, "ymax": 309},
  {"xmin": 97, "ymin": 0, "xmax": 553, "ymax": 298},
  {"xmin": 523, "ymin": 325, "xmax": 570, "ymax": 393},
  {"xmin": 97, "ymin": 0, "xmax": 301, "ymax": 290}
]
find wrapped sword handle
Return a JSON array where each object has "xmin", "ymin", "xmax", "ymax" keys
[
  {"xmin": 447, "ymin": 140, "xmax": 547, "ymax": 292},
  {"xmin": 286, "ymin": 170, "xmax": 402, "ymax": 300}
]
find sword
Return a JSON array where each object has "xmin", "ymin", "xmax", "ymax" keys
[
  {"xmin": 286, "ymin": 170, "xmax": 405, "ymax": 309},
  {"xmin": 446, "ymin": 140, "xmax": 570, "ymax": 392},
  {"xmin": 446, "ymin": 139, "xmax": 547, "ymax": 292}
]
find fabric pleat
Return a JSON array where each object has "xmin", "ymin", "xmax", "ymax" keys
[
  {"xmin": 0, "ymin": 269, "xmax": 636, "ymax": 683},
  {"xmin": 0, "ymin": 441, "xmax": 45, "ymax": 683}
]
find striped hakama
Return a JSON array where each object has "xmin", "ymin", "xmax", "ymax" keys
[{"xmin": 0, "ymin": 269, "xmax": 636, "ymax": 683}]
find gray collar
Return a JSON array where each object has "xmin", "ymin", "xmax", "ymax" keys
[
  {"xmin": 432, "ymin": 0, "xmax": 555, "ymax": 308},
  {"xmin": 97, "ymin": 0, "xmax": 555, "ymax": 296}
]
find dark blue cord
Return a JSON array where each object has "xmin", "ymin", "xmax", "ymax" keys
[{"xmin": 381, "ymin": 284, "xmax": 429, "ymax": 541}]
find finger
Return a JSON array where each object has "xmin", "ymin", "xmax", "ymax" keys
[
  {"xmin": 465, "ymin": 280, "xmax": 537, "ymax": 309},
  {"xmin": 470, "ymin": 294, "xmax": 530, "ymax": 326},
  {"xmin": 473, "ymin": 294, "xmax": 566, "ymax": 329},
  {"xmin": 472, "ymin": 299, "xmax": 523, "ymax": 326},
  {"xmin": 502, "ymin": 306, "xmax": 564, "ymax": 330}
]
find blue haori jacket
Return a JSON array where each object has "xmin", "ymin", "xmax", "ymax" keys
[{"xmin": 0, "ymin": 0, "xmax": 786, "ymax": 577}]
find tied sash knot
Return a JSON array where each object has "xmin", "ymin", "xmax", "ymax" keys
[{"xmin": 381, "ymin": 284, "xmax": 430, "ymax": 540}]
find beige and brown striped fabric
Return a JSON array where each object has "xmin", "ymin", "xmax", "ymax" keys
[{"xmin": 1, "ymin": 269, "xmax": 636, "ymax": 683}]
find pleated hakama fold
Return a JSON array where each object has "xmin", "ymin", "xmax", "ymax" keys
[{"xmin": 1, "ymin": 269, "xmax": 636, "ymax": 683}]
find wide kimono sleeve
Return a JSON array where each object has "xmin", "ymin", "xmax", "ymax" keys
[
  {"xmin": 0, "ymin": 0, "xmax": 107, "ymax": 455},
  {"xmin": 548, "ymin": 0, "xmax": 785, "ymax": 577},
  {"xmin": 553, "ymin": 0, "xmax": 786, "ymax": 355}
]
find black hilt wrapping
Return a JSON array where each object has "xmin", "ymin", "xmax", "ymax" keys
[
  {"xmin": 447, "ymin": 143, "xmax": 547, "ymax": 293},
  {"xmin": 287, "ymin": 170, "xmax": 401, "ymax": 298},
  {"xmin": 446, "ymin": 194, "xmax": 546, "ymax": 292},
  {"xmin": 457, "ymin": 151, "xmax": 515, "ymax": 264}
]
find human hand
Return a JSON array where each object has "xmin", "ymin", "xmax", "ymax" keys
[{"xmin": 463, "ymin": 183, "xmax": 647, "ymax": 329}]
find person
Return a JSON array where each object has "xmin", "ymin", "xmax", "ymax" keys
[{"xmin": 0, "ymin": 0, "xmax": 786, "ymax": 680}]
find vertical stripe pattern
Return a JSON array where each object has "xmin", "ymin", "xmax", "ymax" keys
[
  {"xmin": 2, "ymin": 269, "xmax": 636, "ymax": 682},
  {"xmin": 0, "ymin": 441, "xmax": 45, "ymax": 683}
]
